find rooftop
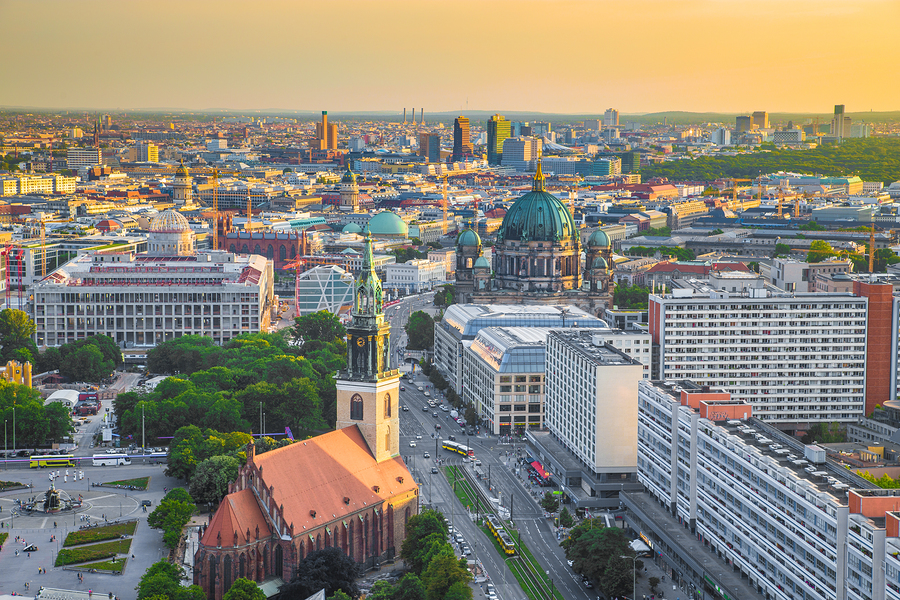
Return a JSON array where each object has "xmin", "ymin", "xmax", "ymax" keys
[{"xmin": 549, "ymin": 329, "xmax": 642, "ymax": 366}]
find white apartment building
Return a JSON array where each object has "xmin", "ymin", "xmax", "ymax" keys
[
  {"xmin": 33, "ymin": 211, "xmax": 274, "ymax": 348},
  {"xmin": 500, "ymin": 136, "xmax": 542, "ymax": 171},
  {"xmin": 0, "ymin": 174, "xmax": 76, "ymax": 196},
  {"xmin": 636, "ymin": 379, "xmax": 862, "ymax": 600},
  {"xmin": 650, "ymin": 283, "xmax": 868, "ymax": 425},
  {"xmin": 384, "ymin": 259, "xmax": 446, "ymax": 293},
  {"xmin": 66, "ymin": 148, "xmax": 102, "ymax": 169},
  {"xmin": 545, "ymin": 330, "xmax": 643, "ymax": 474}
]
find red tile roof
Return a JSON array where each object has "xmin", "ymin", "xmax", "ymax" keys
[
  {"xmin": 200, "ymin": 488, "xmax": 269, "ymax": 547},
  {"xmin": 647, "ymin": 262, "xmax": 750, "ymax": 275},
  {"xmin": 253, "ymin": 426, "xmax": 417, "ymax": 533}
]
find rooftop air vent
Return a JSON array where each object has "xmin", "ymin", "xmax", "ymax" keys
[{"xmin": 309, "ymin": 510, "xmax": 316, "ymax": 518}]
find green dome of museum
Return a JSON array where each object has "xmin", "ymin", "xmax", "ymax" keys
[
  {"xmin": 366, "ymin": 211, "xmax": 408, "ymax": 237},
  {"xmin": 342, "ymin": 222, "xmax": 363, "ymax": 234},
  {"xmin": 587, "ymin": 229, "xmax": 611, "ymax": 249},
  {"xmin": 457, "ymin": 227, "xmax": 481, "ymax": 247},
  {"xmin": 498, "ymin": 163, "xmax": 577, "ymax": 243}
]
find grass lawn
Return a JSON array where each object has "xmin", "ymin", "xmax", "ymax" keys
[
  {"xmin": 103, "ymin": 476, "xmax": 150, "ymax": 490},
  {"xmin": 56, "ymin": 539, "xmax": 132, "ymax": 566},
  {"xmin": 0, "ymin": 480, "xmax": 22, "ymax": 490},
  {"xmin": 64, "ymin": 522, "xmax": 137, "ymax": 547},
  {"xmin": 0, "ymin": 533, "xmax": 7, "ymax": 546},
  {"xmin": 82, "ymin": 558, "xmax": 126, "ymax": 572},
  {"xmin": 442, "ymin": 466, "xmax": 484, "ymax": 513}
]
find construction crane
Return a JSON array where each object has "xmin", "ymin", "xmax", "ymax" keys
[
  {"xmin": 441, "ymin": 175, "xmax": 448, "ymax": 235},
  {"xmin": 794, "ymin": 196, "xmax": 802, "ymax": 218},
  {"xmin": 727, "ymin": 178, "xmax": 753, "ymax": 211},
  {"xmin": 870, "ymin": 226, "xmax": 876, "ymax": 273},
  {"xmin": 211, "ymin": 168, "xmax": 220, "ymax": 250}
]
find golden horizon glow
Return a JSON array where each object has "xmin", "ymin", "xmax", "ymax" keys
[{"xmin": 1, "ymin": 0, "xmax": 898, "ymax": 114}]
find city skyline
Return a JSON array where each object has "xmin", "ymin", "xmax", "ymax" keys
[{"xmin": 2, "ymin": 0, "xmax": 898, "ymax": 114}]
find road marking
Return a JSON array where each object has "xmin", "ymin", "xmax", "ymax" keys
[{"xmin": 90, "ymin": 494, "xmax": 116, "ymax": 501}]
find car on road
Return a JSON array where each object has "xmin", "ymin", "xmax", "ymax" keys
[
  {"xmin": 567, "ymin": 559, "xmax": 574, "ymax": 567},
  {"xmin": 141, "ymin": 500, "xmax": 152, "ymax": 507},
  {"xmin": 417, "ymin": 386, "xmax": 424, "ymax": 392},
  {"xmin": 431, "ymin": 467, "xmax": 438, "ymax": 474},
  {"xmin": 424, "ymin": 452, "xmax": 430, "ymax": 458},
  {"xmin": 434, "ymin": 424, "xmax": 441, "ymax": 430},
  {"xmin": 424, "ymin": 391, "xmax": 430, "ymax": 397},
  {"xmin": 409, "ymin": 441, "xmax": 417, "ymax": 447},
  {"xmin": 432, "ymin": 412, "xmax": 438, "ymax": 418},
  {"xmin": 401, "ymin": 405, "xmax": 409, "ymax": 411},
  {"xmin": 455, "ymin": 534, "xmax": 464, "ymax": 544},
  {"xmin": 416, "ymin": 435, "xmax": 422, "ymax": 440},
  {"xmin": 400, "ymin": 386, "xmax": 406, "ymax": 391},
  {"xmin": 448, "ymin": 435, "xmax": 456, "ymax": 441},
  {"xmin": 583, "ymin": 577, "xmax": 593, "ymax": 589}
]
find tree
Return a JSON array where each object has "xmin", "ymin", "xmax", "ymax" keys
[
  {"xmin": 442, "ymin": 581, "xmax": 473, "ymax": 600},
  {"xmin": 649, "ymin": 576, "xmax": 660, "ymax": 593},
  {"xmin": 801, "ymin": 422, "xmax": 846, "ymax": 444},
  {"xmin": 464, "ymin": 406, "xmax": 478, "ymax": 426},
  {"xmin": 433, "ymin": 284, "xmax": 456, "ymax": 307},
  {"xmin": 421, "ymin": 551, "xmax": 471, "ymax": 600},
  {"xmin": 807, "ymin": 240, "xmax": 835, "ymax": 263},
  {"xmin": 326, "ymin": 593, "xmax": 352, "ymax": 600},
  {"xmin": 562, "ymin": 525, "xmax": 636, "ymax": 597},
  {"xmin": 559, "ymin": 506, "xmax": 574, "ymax": 528},
  {"xmin": 277, "ymin": 547, "xmax": 360, "ymax": 600},
  {"xmin": 540, "ymin": 491, "xmax": 559, "ymax": 513},
  {"xmin": 147, "ymin": 488, "xmax": 196, "ymax": 549},
  {"xmin": 394, "ymin": 574, "xmax": 427, "ymax": 600},
  {"xmin": 224, "ymin": 578, "xmax": 267, "ymax": 600},
  {"xmin": 405, "ymin": 311, "xmax": 435, "ymax": 350},
  {"xmin": 292, "ymin": 311, "xmax": 346, "ymax": 345},
  {"xmin": 0, "ymin": 309, "xmax": 37, "ymax": 364},
  {"xmin": 773, "ymin": 243, "xmax": 791, "ymax": 257},
  {"xmin": 60, "ymin": 344, "xmax": 114, "ymax": 382},
  {"xmin": 136, "ymin": 560, "xmax": 205, "ymax": 600},
  {"xmin": 612, "ymin": 283, "xmax": 649, "ymax": 309},
  {"xmin": 189, "ymin": 454, "xmax": 242, "ymax": 505},
  {"xmin": 400, "ymin": 510, "xmax": 448, "ymax": 574}
]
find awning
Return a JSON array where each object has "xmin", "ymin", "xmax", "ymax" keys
[{"xmin": 530, "ymin": 461, "xmax": 550, "ymax": 479}]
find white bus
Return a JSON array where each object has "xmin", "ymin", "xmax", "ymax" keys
[{"xmin": 92, "ymin": 454, "xmax": 131, "ymax": 467}]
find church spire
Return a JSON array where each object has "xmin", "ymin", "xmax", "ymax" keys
[
  {"xmin": 532, "ymin": 159, "xmax": 545, "ymax": 192},
  {"xmin": 351, "ymin": 232, "xmax": 384, "ymax": 321}
]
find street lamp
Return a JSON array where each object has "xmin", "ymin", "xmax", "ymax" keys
[{"xmin": 621, "ymin": 554, "xmax": 638, "ymax": 600}]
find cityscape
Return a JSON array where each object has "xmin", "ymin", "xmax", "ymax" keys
[{"xmin": 2, "ymin": 2, "xmax": 900, "ymax": 600}]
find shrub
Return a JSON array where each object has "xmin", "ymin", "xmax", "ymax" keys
[
  {"xmin": 104, "ymin": 477, "xmax": 150, "ymax": 490},
  {"xmin": 64, "ymin": 522, "xmax": 137, "ymax": 547},
  {"xmin": 56, "ymin": 539, "xmax": 132, "ymax": 566}
]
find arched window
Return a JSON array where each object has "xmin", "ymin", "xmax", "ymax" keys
[
  {"xmin": 209, "ymin": 556, "xmax": 217, "ymax": 589},
  {"xmin": 267, "ymin": 245, "xmax": 275, "ymax": 260},
  {"xmin": 223, "ymin": 555, "xmax": 232, "ymax": 592},
  {"xmin": 229, "ymin": 244, "xmax": 236, "ymax": 253},
  {"xmin": 253, "ymin": 244, "xmax": 261, "ymax": 255},
  {"xmin": 279, "ymin": 245, "xmax": 287, "ymax": 261},
  {"xmin": 241, "ymin": 244, "xmax": 249, "ymax": 254},
  {"xmin": 274, "ymin": 545, "xmax": 283, "ymax": 578},
  {"xmin": 290, "ymin": 245, "xmax": 297, "ymax": 259},
  {"xmin": 350, "ymin": 394, "xmax": 364, "ymax": 420},
  {"xmin": 316, "ymin": 534, "xmax": 321, "ymax": 551},
  {"xmin": 239, "ymin": 553, "xmax": 246, "ymax": 578},
  {"xmin": 383, "ymin": 392, "xmax": 391, "ymax": 418}
]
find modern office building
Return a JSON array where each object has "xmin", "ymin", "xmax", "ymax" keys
[
  {"xmin": 137, "ymin": 142, "xmax": 159, "ymax": 163},
  {"xmin": 434, "ymin": 303, "xmax": 607, "ymax": 394},
  {"xmin": 649, "ymin": 282, "xmax": 878, "ymax": 427},
  {"xmin": 736, "ymin": 115, "xmax": 753, "ymax": 133},
  {"xmin": 66, "ymin": 148, "xmax": 102, "ymax": 169},
  {"xmin": 384, "ymin": 259, "xmax": 446, "ymax": 294},
  {"xmin": 487, "ymin": 114, "xmax": 511, "ymax": 165},
  {"xmin": 314, "ymin": 110, "xmax": 338, "ymax": 150},
  {"xmin": 752, "ymin": 111, "xmax": 770, "ymax": 129},
  {"xmin": 603, "ymin": 108, "xmax": 619, "ymax": 128},
  {"xmin": 452, "ymin": 116, "xmax": 473, "ymax": 161},
  {"xmin": 294, "ymin": 265, "xmax": 354, "ymax": 316},
  {"xmin": 500, "ymin": 136, "xmax": 541, "ymax": 171},
  {"xmin": 710, "ymin": 127, "xmax": 731, "ymax": 146},
  {"xmin": 833, "ymin": 105, "xmax": 849, "ymax": 141},
  {"xmin": 584, "ymin": 119, "xmax": 601, "ymax": 131},
  {"xmin": 33, "ymin": 210, "xmax": 274, "ymax": 348},
  {"xmin": 418, "ymin": 133, "xmax": 441, "ymax": 163}
]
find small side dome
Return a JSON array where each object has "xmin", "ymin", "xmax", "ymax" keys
[
  {"xmin": 366, "ymin": 211, "xmax": 408, "ymax": 236},
  {"xmin": 342, "ymin": 222, "xmax": 363, "ymax": 234},
  {"xmin": 174, "ymin": 160, "xmax": 190, "ymax": 178},
  {"xmin": 474, "ymin": 256, "xmax": 490, "ymax": 269},
  {"xmin": 456, "ymin": 228, "xmax": 481, "ymax": 247},
  {"xmin": 587, "ymin": 229, "xmax": 611, "ymax": 249},
  {"xmin": 591, "ymin": 256, "xmax": 609, "ymax": 270}
]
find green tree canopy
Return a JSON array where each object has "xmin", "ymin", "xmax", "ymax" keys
[
  {"xmin": 189, "ymin": 454, "xmax": 242, "ymax": 505},
  {"xmin": 0, "ymin": 309, "xmax": 38, "ymax": 364},
  {"xmin": 405, "ymin": 311, "xmax": 435, "ymax": 350},
  {"xmin": 276, "ymin": 547, "xmax": 360, "ymax": 600},
  {"xmin": 223, "ymin": 578, "xmax": 266, "ymax": 600},
  {"xmin": 561, "ymin": 524, "xmax": 638, "ymax": 598},
  {"xmin": 136, "ymin": 560, "xmax": 206, "ymax": 600},
  {"xmin": 292, "ymin": 311, "xmax": 346, "ymax": 345},
  {"xmin": 807, "ymin": 240, "xmax": 835, "ymax": 263},
  {"xmin": 433, "ymin": 284, "xmax": 456, "ymax": 307},
  {"xmin": 612, "ymin": 283, "xmax": 649, "ymax": 309},
  {"xmin": 147, "ymin": 488, "xmax": 196, "ymax": 549},
  {"xmin": 400, "ymin": 510, "xmax": 449, "ymax": 574}
]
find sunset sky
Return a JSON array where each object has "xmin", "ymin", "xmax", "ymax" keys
[{"xmin": 2, "ymin": 0, "xmax": 897, "ymax": 114}]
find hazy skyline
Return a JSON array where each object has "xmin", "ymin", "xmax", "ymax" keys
[{"xmin": 2, "ymin": 0, "xmax": 898, "ymax": 115}]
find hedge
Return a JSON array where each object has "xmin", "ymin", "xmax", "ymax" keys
[
  {"xmin": 55, "ymin": 539, "xmax": 132, "ymax": 566},
  {"xmin": 63, "ymin": 522, "xmax": 137, "ymax": 547}
]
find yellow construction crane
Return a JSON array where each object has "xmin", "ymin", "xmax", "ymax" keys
[
  {"xmin": 212, "ymin": 168, "xmax": 219, "ymax": 250},
  {"xmin": 794, "ymin": 196, "xmax": 802, "ymax": 218},
  {"xmin": 728, "ymin": 178, "xmax": 753, "ymax": 210}
]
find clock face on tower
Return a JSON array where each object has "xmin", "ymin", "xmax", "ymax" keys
[{"xmin": 357, "ymin": 337, "xmax": 366, "ymax": 347}]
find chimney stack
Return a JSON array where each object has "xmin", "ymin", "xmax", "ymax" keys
[
  {"xmin": 421, "ymin": 108, "xmax": 424, "ymax": 125},
  {"xmin": 403, "ymin": 108, "xmax": 406, "ymax": 124}
]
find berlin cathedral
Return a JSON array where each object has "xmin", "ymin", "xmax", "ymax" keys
[{"xmin": 454, "ymin": 162, "xmax": 613, "ymax": 316}]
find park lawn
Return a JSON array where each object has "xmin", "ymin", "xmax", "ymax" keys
[
  {"xmin": 82, "ymin": 558, "xmax": 126, "ymax": 572},
  {"xmin": 0, "ymin": 532, "xmax": 7, "ymax": 546},
  {"xmin": 55, "ymin": 539, "xmax": 132, "ymax": 566},
  {"xmin": 442, "ymin": 466, "xmax": 482, "ymax": 512},
  {"xmin": 0, "ymin": 480, "xmax": 22, "ymax": 490},
  {"xmin": 63, "ymin": 522, "xmax": 137, "ymax": 547},
  {"xmin": 104, "ymin": 476, "xmax": 150, "ymax": 490}
]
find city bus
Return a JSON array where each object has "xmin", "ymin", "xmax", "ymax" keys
[
  {"xmin": 29, "ymin": 454, "xmax": 76, "ymax": 468},
  {"xmin": 442, "ymin": 440, "xmax": 474, "ymax": 457},
  {"xmin": 92, "ymin": 454, "xmax": 132, "ymax": 467}
]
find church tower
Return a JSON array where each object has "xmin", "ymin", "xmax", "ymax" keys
[
  {"xmin": 335, "ymin": 233, "xmax": 400, "ymax": 462},
  {"xmin": 172, "ymin": 159, "xmax": 193, "ymax": 205},
  {"xmin": 339, "ymin": 165, "xmax": 360, "ymax": 212}
]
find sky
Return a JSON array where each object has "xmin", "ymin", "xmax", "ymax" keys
[{"xmin": 2, "ymin": 0, "xmax": 898, "ymax": 115}]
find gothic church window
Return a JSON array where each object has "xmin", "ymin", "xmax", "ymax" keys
[{"xmin": 351, "ymin": 393, "xmax": 364, "ymax": 420}]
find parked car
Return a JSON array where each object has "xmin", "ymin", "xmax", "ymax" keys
[
  {"xmin": 409, "ymin": 441, "xmax": 417, "ymax": 447},
  {"xmin": 141, "ymin": 500, "xmax": 152, "ymax": 507}
]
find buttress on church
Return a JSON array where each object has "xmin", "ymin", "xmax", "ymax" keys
[{"xmin": 194, "ymin": 235, "xmax": 419, "ymax": 600}]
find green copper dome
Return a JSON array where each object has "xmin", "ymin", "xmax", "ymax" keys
[
  {"xmin": 498, "ymin": 163, "xmax": 577, "ymax": 243},
  {"xmin": 341, "ymin": 166, "xmax": 357, "ymax": 184},
  {"xmin": 342, "ymin": 222, "xmax": 363, "ymax": 234},
  {"xmin": 587, "ymin": 229, "xmax": 611, "ymax": 249},
  {"xmin": 456, "ymin": 227, "xmax": 481, "ymax": 247},
  {"xmin": 474, "ymin": 256, "xmax": 490, "ymax": 269},
  {"xmin": 591, "ymin": 256, "xmax": 609, "ymax": 269},
  {"xmin": 366, "ymin": 211, "xmax": 408, "ymax": 236}
]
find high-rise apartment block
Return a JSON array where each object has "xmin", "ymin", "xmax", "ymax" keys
[
  {"xmin": 452, "ymin": 116, "xmax": 473, "ymax": 161},
  {"xmin": 584, "ymin": 119, "xmax": 601, "ymax": 131},
  {"xmin": 603, "ymin": 108, "xmax": 619, "ymax": 127},
  {"xmin": 752, "ymin": 111, "xmax": 769, "ymax": 129},
  {"xmin": 710, "ymin": 128, "xmax": 731, "ymax": 146},
  {"xmin": 500, "ymin": 136, "xmax": 542, "ymax": 171},
  {"xmin": 66, "ymin": 148, "xmax": 102, "ymax": 169},
  {"xmin": 314, "ymin": 110, "xmax": 338, "ymax": 150},
  {"xmin": 487, "ymin": 114, "xmax": 511, "ymax": 166},
  {"xmin": 832, "ymin": 105, "xmax": 851, "ymax": 141},
  {"xmin": 648, "ymin": 280, "xmax": 900, "ymax": 426},
  {"xmin": 137, "ymin": 142, "xmax": 158, "ymax": 163},
  {"xmin": 418, "ymin": 133, "xmax": 441, "ymax": 163}
]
